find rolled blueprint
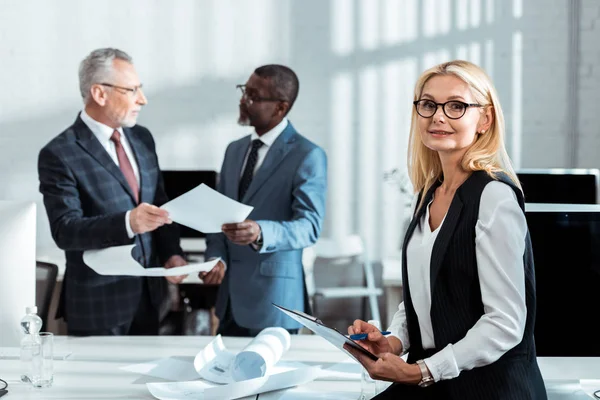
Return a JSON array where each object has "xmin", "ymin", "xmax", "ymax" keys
[{"xmin": 231, "ymin": 327, "xmax": 291, "ymax": 381}]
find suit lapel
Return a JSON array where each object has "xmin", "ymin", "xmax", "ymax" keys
[
  {"xmin": 430, "ymin": 184, "xmax": 464, "ymax": 294},
  {"xmin": 74, "ymin": 116, "xmax": 137, "ymax": 202},
  {"xmin": 242, "ymin": 124, "xmax": 296, "ymax": 203},
  {"xmin": 123, "ymin": 128, "xmax": 149, "ymax": 203},
  {"xmin": 402, "ymin": 180, "xmax": 464, "ymax": 295},
  {"xmin": 231, "ymin": 137, "xmax": 251, "ymax": 201},
  {"xmin": 402, "ymin": 183, "xmax": 438, "ymax": 255}
]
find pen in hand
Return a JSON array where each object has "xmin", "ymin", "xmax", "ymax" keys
[{"xmin": 349, "ymin": 331, "xmax": 391, "ymax": 341}]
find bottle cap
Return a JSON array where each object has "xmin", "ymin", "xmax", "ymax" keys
[{"xmin": 26, "ymin": 306, "xmax": 38, "ymax": 314}]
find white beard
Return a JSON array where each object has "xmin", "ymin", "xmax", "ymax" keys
[{"xmin": 237, "ymin": 116, "xmax": 251, "ymax": 126}]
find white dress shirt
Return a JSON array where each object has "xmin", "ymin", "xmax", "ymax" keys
[
  {"xmin": 80, "ymin": 109, "xmax": 139, "ymax": 238},
  {"xmin": 240, "ymin": 118, "xmax": 288, "ymax": 177},
  {"xmin": 388, "ymin": 181, "xmax": 527, "ymax": 382}
]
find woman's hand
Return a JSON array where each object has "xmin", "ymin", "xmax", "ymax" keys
[
  {"xmin": 348, "ymin": 319, "xmax": 394, "ymax": 355},
  {"xmin": 343, "ymin": 345, "xmax": 422, "ymax": 384}
]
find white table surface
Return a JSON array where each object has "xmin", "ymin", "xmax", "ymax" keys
[{"xmin": 0, "ymin": 335, "xmax": 598, "ymax": 399}]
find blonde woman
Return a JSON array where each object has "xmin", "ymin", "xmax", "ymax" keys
[{"xmin": 346, "ymin": 60, "xmax": 547, "ymax": 399}]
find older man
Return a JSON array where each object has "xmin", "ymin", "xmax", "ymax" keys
[{"xmin": 38, "ymin": 48, "xmax": 186, "ymax": 336}]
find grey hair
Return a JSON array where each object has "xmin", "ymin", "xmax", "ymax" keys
[{"xmin": 79, "ymin": 48, "xmax": 133, "ymax": 104}]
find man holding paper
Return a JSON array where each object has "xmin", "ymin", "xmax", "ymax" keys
[
  {"xmin": 203, "ymin": 64, "xmax": 327, "ymax": 336},
  {"xmin": 38, "ymin": 48, "xmax": 186, "ymax": 336}
]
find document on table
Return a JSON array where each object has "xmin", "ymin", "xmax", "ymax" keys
[
  {"xmin": 147, "ymin": 366, "xmax": 325, "ymax": 400},
  {"xmin": 120, "ymin": 357, "xmax": 201, "ymax": 382},
  {"xmin": 194, "ymin": 328, "xmax": 295, "ymax": 384},
  {"xmin": 83, "ymin": 244, "xmax": 219, "ymax": 276},
  {"xmin": 580, "ymin": 380, "xmax": 600, "ymax": 399},
  {"xmin": 273, "ymin": 303, "xmax": 379, "ymax": 363},
  {"xmin": 160, "ymin": 183, "xmax": 254, "ymax": 233}
]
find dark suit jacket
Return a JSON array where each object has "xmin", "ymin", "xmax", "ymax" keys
[{"xmin": 38, "ymin": 115, "xmax": 183, "ymax": 332}]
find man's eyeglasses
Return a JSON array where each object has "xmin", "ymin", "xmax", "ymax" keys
[
  {"xmin": 100, "ymin": 83, "xmax": 143, "ymax": 97},
  {"xmin": 413, "ymin": 99, "xmax": 484, "ymax": 120},
  {"xmin": 236, "ymin": 84, "xmax": 285, "ymax": 106}
]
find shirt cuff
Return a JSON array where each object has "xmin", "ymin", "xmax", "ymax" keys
[
  {"xmin": 387, "ymin": 324, "xmax": 410, "ymax": 355},
  {"xmin": 423, "ymin": 344, "xmax": 460, "ymax": 382},
  {"xmin": 125, "ymin": 210, "xmax": 135, "ymax": 239}
]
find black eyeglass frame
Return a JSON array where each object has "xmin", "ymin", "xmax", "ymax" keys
[
  {"xmin": 594, "ymin": 389, "xmax": 600, "ymax": 399},
  {"xmin": 0, "ymin": 378, "xmax": 6, "ymax": 390},
  {"xmin": 236, "ymin": 84, "xmax": 286, "ymax": 105},
  {"xmin": 99, "ymin": 83, "xmax": 143, "ymax": 96},
  {"xmin": 413, "ymin": 99, "xmax": 484, "ymax": 120}
]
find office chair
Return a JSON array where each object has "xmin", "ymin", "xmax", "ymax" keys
[
  {"xmin": 310, "ymin": 235, "xmax": 383, "ymax": 324},
  {"xmin": 35, "ymin": 261, "xmax": 58, "ymax": 332}
]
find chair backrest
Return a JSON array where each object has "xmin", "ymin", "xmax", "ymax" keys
[
  {"xmin": 35, "ymin": 261, "xmax": 58, "ymax": 331},
  {"xmin": 312, "ymin": 235, "xmax": 364, "ymax": 259}
]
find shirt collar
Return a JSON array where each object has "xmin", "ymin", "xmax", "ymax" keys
[
  {"xmin": 80, "ymin": 108, "xmax": 124, "ymax": 143},
  {"xmin": 250, "ymin": 118, "xmax": 288, "ymax": 147}
]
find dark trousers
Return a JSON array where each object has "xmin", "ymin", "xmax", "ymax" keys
[
  {"xmin": 68, "ymin": 278, "xmax": 159, "ymax": 336},
  {"xmin": 217, "ymin": 300, "xmax": 298, "ymax": 337}
]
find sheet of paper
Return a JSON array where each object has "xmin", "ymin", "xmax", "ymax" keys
[
  {"xmin": 580, "ymin": 380, "xmax": 600, "ymax": 399},
  {"xmin": 194, "ymin": 328, "xmax": 291, "ymax": 384},
  {"xmin": 147, "ymin": 366, "xmax": 324, "ymax": 400},
  {"xmin": 161, "ymin": 183, "xmax": 254, "ymax": 233},
  {"xmin": 83, "ymin": 244, "xmax": 219, "ymax": 276},
  {"xmin": 193, "ymin": 335, "xmax": 236, "ymax": 384},
  {"xmin": 120, "ymin": 357, "xmax": 200, "ymax": 382}
]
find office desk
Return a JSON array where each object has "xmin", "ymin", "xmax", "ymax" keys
[{"xmin": 0, "ymin": 335, "xmax": 598, "ymax": 399}]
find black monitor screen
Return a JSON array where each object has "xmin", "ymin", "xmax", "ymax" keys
[
  {"xmin": 517, "ymin": 171, "xmax": 598, "ymax": 204},
  {"xmin": 161, "ymin": 170, "xmax": 218, "ymax": 238},
  {"xmin": 526, "ymin": 207, "xmax": 600, "ymax": 356}
]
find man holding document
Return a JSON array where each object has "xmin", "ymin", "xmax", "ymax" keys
[
  {"xmin": 38, "ymin": 48, "xmax": 186, "ymax": 336},
  {"xmin": 203, "ymin": 64, "xmax": 327, "ymax": 336}
]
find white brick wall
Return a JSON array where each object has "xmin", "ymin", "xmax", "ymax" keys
[
  {"xmin": 0, "ymin": 0, "xmax": 597, "ymax": 259},
  {"xmin": 577, "ymin": 0, "xmax": 600, "ymax": 168},
  {"xmin": 520, "ymin": 0, "xmax": 571, "ymax": 168}
]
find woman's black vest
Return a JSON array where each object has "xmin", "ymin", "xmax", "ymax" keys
[{"xmin": 377, "ymin": 171, "xmax": 547, "ymax": 400}]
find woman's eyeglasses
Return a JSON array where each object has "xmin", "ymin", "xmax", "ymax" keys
[{"xmin": 413, "ymin": 99, "xmax": 484, "ymax": 119}]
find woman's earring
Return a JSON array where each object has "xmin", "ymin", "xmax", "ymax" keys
[{"xmin": 479, "ymin": 129, "xmax": 486, "ymax": 134}]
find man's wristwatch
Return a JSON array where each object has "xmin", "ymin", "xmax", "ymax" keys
[
  {"xmin": 254, "ymin": 228, "xmax": 263, "ymax": 246},
  {"xmin": 416, "ymin": 359, "xmax": 434, "ymax": 388}
]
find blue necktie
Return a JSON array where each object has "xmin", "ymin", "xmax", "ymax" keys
[{"xmin": 238, "ymin": 139, "xmax": 263, "ymax": 199}]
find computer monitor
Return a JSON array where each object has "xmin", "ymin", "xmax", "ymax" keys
[
  {"xmin": 517, "ymin": 168, "xmax": 599, "ymax": 204},
  {"xmin": 525, "ymin": 203, "xmax": 600, "ymax": 356},
  {"xmin": 0, "ymin": 201, "xmax": 36, "ymax": 347},
  {"xmin": 161, "ymin": 170, "xmax": 218, "ymax": 238}
]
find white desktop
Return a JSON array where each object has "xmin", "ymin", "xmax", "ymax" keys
[{"xmin": 0, "ymin": 201, "xmax": 36, "ymax": 347}]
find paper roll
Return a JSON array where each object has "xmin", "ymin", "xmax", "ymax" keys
[{"xmin": 231, "ymin": 327, "xmax": 291, "ymax": 381}]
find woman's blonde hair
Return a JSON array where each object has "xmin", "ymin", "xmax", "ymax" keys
[{"xmin": 407, "ymin": 60, "xmax": 521, "ymax": 203}]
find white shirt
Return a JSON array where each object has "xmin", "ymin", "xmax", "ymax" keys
[
  {"xmin": 80, "ymin": 109, "xmax": 139, "ymax": 238},
  {"xmin": 388, "ymin": 181, "xmax": 527, "ymax": 382},
  {"xmin": 240, "ymin": 118, "xmax": 288, "ymax": 177}
]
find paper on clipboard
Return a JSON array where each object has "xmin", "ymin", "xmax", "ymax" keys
[{"xmin": 272, "ymin": 303, "xmax": 378, "ymax": 362}]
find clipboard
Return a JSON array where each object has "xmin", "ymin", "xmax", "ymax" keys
[{"xmin": 273, "ymin": 303, "xmax": 378, "ymax": 361}]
